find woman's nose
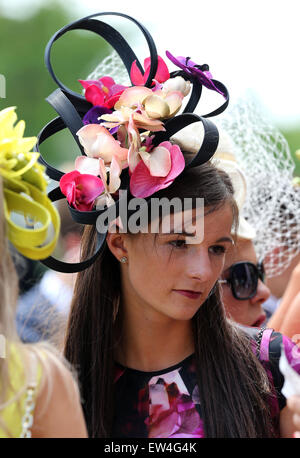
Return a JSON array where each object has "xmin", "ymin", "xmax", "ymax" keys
[
  {"xmin": 250, "ymin": 279, "xmax": 271, "ymax": 306},
  {"xmin": 187, "ymin": 251, "xmax": 214, "ymax": 282}
]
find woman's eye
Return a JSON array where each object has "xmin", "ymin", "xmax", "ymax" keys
[
  {"xmin": 209, "ymin": 245, "xmax": 226, "ymax": 255},
  {"xmin": 169, "ymin": 239, "xmax": 187, "ymax": 249}
]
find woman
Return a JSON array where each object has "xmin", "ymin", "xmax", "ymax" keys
[
  {"xmin": 288, "ymin": 396, "xmax": 300, "ymax": 438},
  {"xmin": 267, "ymin": 256, "xmax": 300, "ymax": 339},
  {"xmin": 35, "ymin": 12, "xmax": 300, "ymax": 438},
  {"xmin": 0, "ymin": 107, "xmax": 87, "ymax": 438},
  {"xmin": 64, "ymin": 156, "xmax": 299, "ymax": 438},
  {"xmin": 219, "ymin": 236, "xmax": 270, "ymax": 328},
  {"xmin": 212, "ymin": 155, "xmax": 271, "ymax": 327}
]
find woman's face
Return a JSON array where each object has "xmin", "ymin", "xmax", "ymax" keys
[
  {"xmin": 220, "ymin": 239, "xmax": 270, "ymax": 327},
  {"xmin": 117, "ymin": 202, "xmax": 234, "ymax": 322}
]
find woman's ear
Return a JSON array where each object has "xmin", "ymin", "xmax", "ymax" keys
[{"xmin": 106, "ymin": 231, "xmax": 129, "ymax": 262}]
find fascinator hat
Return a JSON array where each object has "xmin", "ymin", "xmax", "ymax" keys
[{"xmin": 34, "ymin": 11, "xmax": 231, "ymax": 273}]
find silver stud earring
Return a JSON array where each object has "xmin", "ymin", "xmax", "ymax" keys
[{"xmin": 120, "ymin": 256, "xmax": 128, "ymax": 263}]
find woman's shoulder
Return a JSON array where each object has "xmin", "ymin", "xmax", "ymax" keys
[
  {"xmin": 29, "ymin": 345, "xmax": 88, "ymax": 438},
  {"xmin": 1, "ymin": 342, "xmax": 87, "ymax": 438},
  {"xmin": 0, "ymin": 342, "xmax": 44, "ymax": 437}
]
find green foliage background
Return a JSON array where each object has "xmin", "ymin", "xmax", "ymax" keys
[{"xmin": 0, "ymin": 1, "xmax": 111, "ymax": 169}]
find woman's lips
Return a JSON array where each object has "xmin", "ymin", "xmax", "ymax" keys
[
  {"xmin": 251, "ymin": 313, "xmax": 267, "ymax": 328},
  {"xmin": 173, "ymin": 290, "xmax": 202, "ymax": 300}
]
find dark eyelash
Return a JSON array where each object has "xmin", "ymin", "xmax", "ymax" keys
[
  {"xmin": 210, "ymin": 245, "xmax": 226, "ymax": 255},
  {"xmin": 169, "ymin": 239, "xmax": 187, "ymax": 249}
]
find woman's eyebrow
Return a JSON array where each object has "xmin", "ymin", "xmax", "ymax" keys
[
  {"xmin": 215, "ymin": 237, "xmax": 234, "ymax": 244},
  {"xmin": 160, "ymin": 230, "xmax": 196, "ymax": 237}
]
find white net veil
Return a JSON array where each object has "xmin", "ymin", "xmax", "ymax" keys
[
  {"xmin": 217, "ymin": 95, "xmax": 300, "ymax": 277},
  {"xmin": 84, "ymin": 53, "xmax": 300, "ymax": 278},
  {"xmin": 85, "ymin": 50, "xmax": 131, "ymax": 87}
]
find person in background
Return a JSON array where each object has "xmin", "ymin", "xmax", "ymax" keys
[
  {"xmin": 16, "ymin": 198, "xmax": 81, "ymax": 349},
  {"xmin": 261, "ymin": 199, "xmax": 300, "ymax": 338},
  {"xmin": 0, "ymin": 106, "xmax": 87, "ymax": 438},
  {"xmin": 267, "ymin": 256, "xmax": 300, "ymax": 340},
  {"xmin": 215, "ymin": 157, "xmax": 270, "ymax": 327},
  {"xmin": 288, "ymin": 396, "xmax": 300, "ymax": 438},
  {"xmin": 219, "ymin": 236, "xmax": 270, "ymax": 328}
]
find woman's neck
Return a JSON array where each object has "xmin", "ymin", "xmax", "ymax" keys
[{"xmin": 114, "ymin": 298, "xmax": 194, "ymax": 372}]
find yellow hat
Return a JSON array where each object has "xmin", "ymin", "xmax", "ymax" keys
[{"xmin": 0, "ymin": 107, "xmax": 60, "ymax": 260}]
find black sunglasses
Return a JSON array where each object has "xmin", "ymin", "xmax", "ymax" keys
[{"xmin": 218, "ymin": 260, "xmax": 265, "ymax": 300}]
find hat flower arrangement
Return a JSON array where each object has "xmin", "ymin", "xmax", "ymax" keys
[
  {"xmin": 36, "ymin": 12, "xmax": 229, "ymax": 272},
  {"xmin": 60, "ymin": 51, "xmax": 223, "ymax": 209}
]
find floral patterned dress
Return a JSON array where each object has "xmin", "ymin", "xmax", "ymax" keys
[{"xmin": 112, "ymin": 329, "xmax": 300, "ymax": 438}]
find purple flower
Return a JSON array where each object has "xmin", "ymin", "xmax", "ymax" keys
[
  {"xmin": 166, "ymin": 51, "xmax": 225, "ymax": 97},
  {"xmin": 83, "ymin": 106, "xmax": 112, "ymax": 125}
]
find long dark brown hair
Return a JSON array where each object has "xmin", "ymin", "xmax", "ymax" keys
[{"xmin": 64, "ymin": 160, "xmax": 275, "ymax": 438}]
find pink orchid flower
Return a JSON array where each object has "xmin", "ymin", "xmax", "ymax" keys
[
  {"xmin": 79, "ymin": 76, "xmax": 127, "ymax": 108},
  {"xmin": 76, "ymin": 124, "xmax": 128, "ymax": 168},
  {"xmin": 130, "ymin": 56, "xmax": 170, "ymax": 86},
  {"xmin": 60, "ymin": 170, "xmax": 104, "ymax": 212},
  {"xmin": 130, "ymin": 141, "xmax": 185, "ymax": 198}
]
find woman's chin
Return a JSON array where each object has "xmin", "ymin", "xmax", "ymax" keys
[{"xmin": 163, "ymin": 298, "xmax": 204, "ymax": 321}]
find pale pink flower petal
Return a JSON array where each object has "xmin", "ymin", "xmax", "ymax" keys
[
  {"xmin": 147, "ymin": 146, "xmax": 171, "ymax": 177},
  {"xmin": 108, "ymin": 215, "xmax": 124, "ymax": 232},
  {"xmin": 144, "ymin": 95, "xmax": 170, "ymax": 119},
  {"xmin": 98, "ymin": 157, "xmax": 108, "ymax": 192},
  {"xmin": 128, "ymin": 114, "xmax": 142, "ymax": 173},
  {"xmin": 160, "ymin": 142, "xmax": 186, "ymax": 182},
  {"xmin": 163, "ymin": 91, "xmax": 184, "ymax": 118},
  {"xmin": 162, "ymin": 76, "xmax": 191, "ymax": 97},
  {"xmin": 132, "ymin": 111, "xmax": 165, "ymax": 132},
  {"xmin": 105, "ymin": 193, "xmax": 116, "ymax": 207},
  {"xmin": 75, "ymin": 156, "xmax": 99, "ymax": 176},
  {"xmin": 130, "ymin": 141, "xmax": 185, "ymax": 198},
  {"xmin": 115, "ymin": 86, "xmax": 152, "ymax": 110},
  {"xmin": 77, "ymin": 124, "xmax": 106, "ymax": 157},
  {"xmin": 77, "ymin": 124, "xmax": 128, "ymax": 164},
  {"xmin": 108, "ymin": 155, "xmax": 122, "ymax": 193}
]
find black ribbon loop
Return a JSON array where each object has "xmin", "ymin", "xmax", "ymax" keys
[
  {"xmin": 34, "ymin": 116, "xmax": 67, "ymax": 182},
  {"xmin": 46, "ymin": 89, "xmax": 85, "ymax": 152},
  {"xmin": 36, "ymin": 186, "xmax": 108, "ymax": 273},
  {"xmin": 152, "ymin": 113, "xmax": 219, "ymax": 166},
  {"xmin": 45, "ymin": 11, "xmax": 158, "ymax": 100}
]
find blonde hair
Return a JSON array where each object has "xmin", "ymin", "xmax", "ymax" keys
[{"xmin": 0, "ymin": 176, "xmax": 79, "ymax": 437}]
